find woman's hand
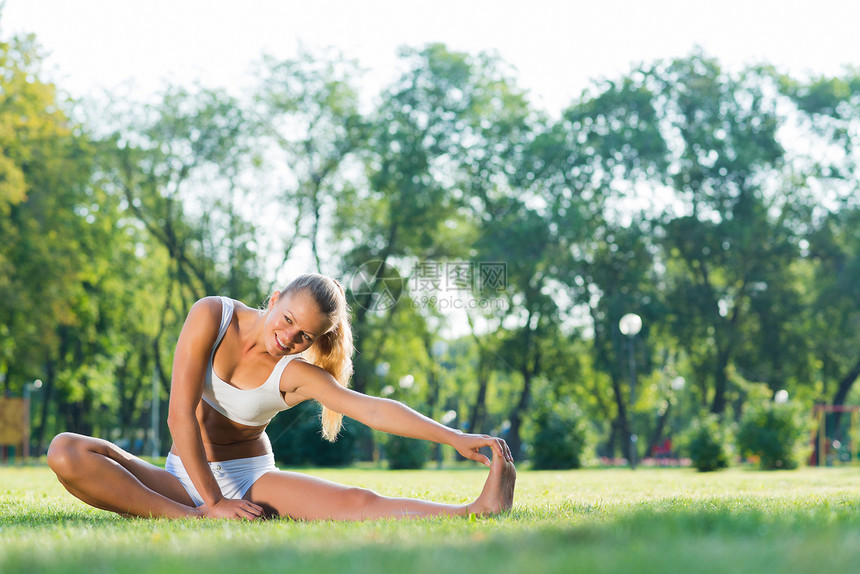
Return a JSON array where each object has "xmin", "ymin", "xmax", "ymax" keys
[
  {"xmin": 197, "ymin": 497, "xmax": 265, "ymax": 520},
  {"xmin": 450, "ymin": 432, "xmax": 515, "ymax": 467}
]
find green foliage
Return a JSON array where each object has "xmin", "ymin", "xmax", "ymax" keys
[
  {"xmin": 1, "ymin": 12, "xmax": 859, "ymax": 468},
  {"xmin": 383, "ymin": 434, "xmax": 430, "ymax": 470},
  {"xmin": 267, "ymin": 401, "xmax": 358, "ymax": 467},
  {"xmin": 684, "ymin": 414, "xmax": 731, "ymax": 472},
  {"xmin": 528, "ymin": 398, "xmax": 590, "ymax": 470},
  {"xmin": 255, "ymin": 48, "xmax": 366, "ymax": 272},
  {"xmin": 736, "ymin": 399, "xmax": 809, "ymax": 470}
]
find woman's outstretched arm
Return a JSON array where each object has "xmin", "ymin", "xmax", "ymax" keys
[{"xmin": 284, "ymin": 360, "xmax": 514, "ymax": 466}]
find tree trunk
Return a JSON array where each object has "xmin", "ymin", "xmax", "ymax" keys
[
  {"xmin": 609, "ymin": 373, "xmax": 632, "ymax": 458},
  {"xmin": 350, "ymin": 221, "xmax": 399, "ymax": 395},
  {"xmin": 507, "ymin": 368, "xmax": 533, "ymax": 461},
  {"xmin": 507, "ymin": 322, "xmax": 541, "ymax": 461},
  {"xmin": 710, "ymin": 347, "xmax": 731, "ymax": 415},
  {"xmin": 35, "ymin": 360, "xmax": 56, "ymax": 454},
  {"xmin": 825, "ymin": 356, "xmax": 860, "ymax": 445},
  {"xmin": 468, "ymin": 351, "xmax": 489, "ymax": 434},
  {"xmin": 464, "ymin": 311, "xmax": 496, "ymax": 435},
  {"xmin": 646, "ymin": 402, "xmax": 671, "ymax": 457},
  {"xmin": 604, "ymin": 416, "xmax": 624, "ymax": 459}
]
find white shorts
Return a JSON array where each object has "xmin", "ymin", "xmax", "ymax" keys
[{"xmin": 165, "ymin": 452, "xmax": 277, "ymax": 507}]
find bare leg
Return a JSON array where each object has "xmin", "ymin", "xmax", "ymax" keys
[
  {"xmin": 245, "ymin": 454, "xmax": 516, "ymax": 521},
  {"xmin": 47, "ymin": 432, "xmax": 198, "ymax": 519}
]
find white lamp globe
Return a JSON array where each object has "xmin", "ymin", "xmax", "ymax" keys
[{"xmin": 619, "ymin": 313, "xmax": 643, "ymax": 336}]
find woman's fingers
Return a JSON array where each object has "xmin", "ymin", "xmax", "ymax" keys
[
  {"xmin": 207, "ymin": 498, "xmax": 265, "ymax": 520},
  {"xmin": 501, "ymin": 439, "xmax": 514, "ymax": 462},
  {"xmin": 241, "ymin": 500, "xmax": 264, "ymax": 519},
  {"xmin": 455, "ymin": 432, "xmax": 515, "ymax": 466},
  {"xmin": 484, "ymin": 436, "xmax": 514, "ymax": 463}
]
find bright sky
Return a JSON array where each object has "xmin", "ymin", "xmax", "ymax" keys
[
  {"xmin": 2, "ymin": 0, "xmax": 857, "ymax": 331},
  {"xmin": 3, "ymin": 0, "xmax": 858, "ymax": 116}
]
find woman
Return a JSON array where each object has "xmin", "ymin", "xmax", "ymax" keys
[{"xmin": 47, "ymin": 273, "xmax": 516, "ymax": 520}]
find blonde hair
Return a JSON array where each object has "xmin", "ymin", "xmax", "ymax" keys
[{"xmin": 282, "ymin": 273, "xmax": 354, "ymax": 442}]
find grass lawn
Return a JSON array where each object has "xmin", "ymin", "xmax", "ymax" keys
[{"xmin": 3, "ymin": 461, "xmax": 860, "ymax": 573}]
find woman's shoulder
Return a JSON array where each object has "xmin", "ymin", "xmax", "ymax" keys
[
  {"xmin": 281, "ymin": 355, "xmax": 337, "ymax": 386},
  {"xmin": 229, "ymin": 297, "xmax": 260, "ymax": 315},
  {"xmin": 188, "ymin": 296, "xmax": 225, "ymax": 317},
  {"xmin": 191, "ymin": 295, "xmax": 254, "ymax": 314},
  {"xmin": 182, "ymin": 296, "xmax": 230, "ymax": 334},
  {"xmin": 175, "ymin": 297, "xmax": 228, "ymax": 353},
  {"xmin": 280, "ymin": 356, "xmax": 336, "ymax": 396}
]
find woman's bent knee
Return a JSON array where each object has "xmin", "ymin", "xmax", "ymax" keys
[{"xmin": 47, "ymin": 433, "xmax": 87, "ymax": 477}]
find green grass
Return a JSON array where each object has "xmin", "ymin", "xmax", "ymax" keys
[{"xmin": 3, "ymin": 462, "xmax": 860, "ymax": 573}]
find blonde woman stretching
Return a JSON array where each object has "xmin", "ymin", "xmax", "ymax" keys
[{"xmin": 47, "ymin": 273, "xmax": 516, "ymax": 520}]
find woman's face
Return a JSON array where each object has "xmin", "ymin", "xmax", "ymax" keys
[{"xmin": 265, "ymin": 289, "xmax": 332, "ymax": 356}]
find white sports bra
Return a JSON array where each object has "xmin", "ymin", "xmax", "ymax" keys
[{"xmin": 201, "ymin": 297, "xmax": 299, "ymax": 427}]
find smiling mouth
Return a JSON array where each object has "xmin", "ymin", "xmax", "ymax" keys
[{"xmin": 275, "ymin": 333, "xmax": 290, "ymax": 352}]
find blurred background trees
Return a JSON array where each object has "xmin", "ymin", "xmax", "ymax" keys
[{"xmin": 1, "ymin": 21, "xmax": 858, "ymax": 469}]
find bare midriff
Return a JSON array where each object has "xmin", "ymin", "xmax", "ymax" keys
[{"xmin": 170, "ymin": 401, "xmax": 273, "ymax": 462}]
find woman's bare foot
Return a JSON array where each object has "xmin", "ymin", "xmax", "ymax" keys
[{"xmin": 467, "ymin": 454, "xmax": 516, "ymax": 516}]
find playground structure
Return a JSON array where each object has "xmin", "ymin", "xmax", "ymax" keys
[{"xmin": 810, "ymin": 404, "xmax": 860, "ymax": 466}]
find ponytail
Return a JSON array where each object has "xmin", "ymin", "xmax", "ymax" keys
[
  {"xmin": 282, "ymin": 274, "xmax": 354, "ymax": 442},
  {"xmin": 303, "ymin": 313, "xmax": 354, "ymax": 441}
]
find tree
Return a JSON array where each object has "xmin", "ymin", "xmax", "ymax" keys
[
  {"xmin": 522, "ymin": 65, "xmax": 666, "ymax": 458},
  {"xmin": 253, "ymin": 48, "xmax": 367, "ymax": 277},
  {"xmin": 92, "ymin": 85, "xmax": 267, "ymax": 415},
  {"xmin": 805, "ymin": 206, "xmax": 860, "ymax": 440},
  {"xmin": 0, "ymin": 32, "xmax": 94, "ymax": 425},
  {"xmin": 339, "ymin": 44, "xmax": 529, "ymax": 396},
  {"xmin": 650, "ymin": 54, "xmax": 799, "ymax": 415},
  {"xmin": 0, "ymin": 30, "xmax": 170, "ymax": 445},
  {"xmin": 779, "ymin": 71, "xmax": 860, "ymax": 428}
]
